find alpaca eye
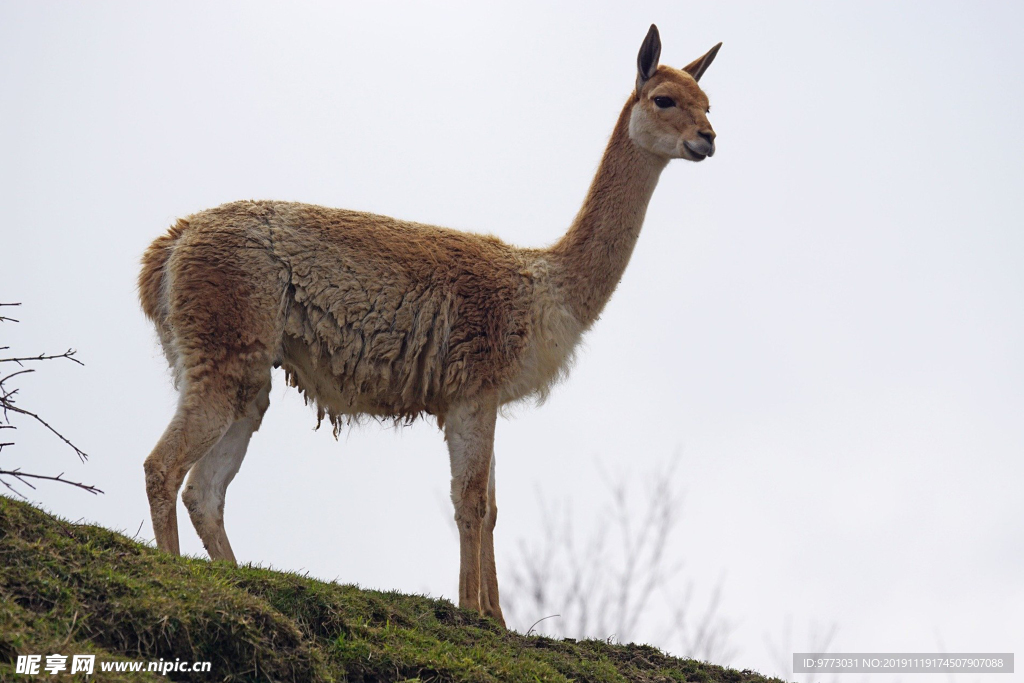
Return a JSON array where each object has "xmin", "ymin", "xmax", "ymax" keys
[{"xmin": 653, "ymin": 96, "xmax": 675, "ymax": 109}]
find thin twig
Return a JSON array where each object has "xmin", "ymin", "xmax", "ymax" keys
[
  {"xmin": 526, "ymin": 614, "xmax": 561, "ymax": 637},
  {"xmin": 0, "ymin": 302, "xmax": 20, "ymax": 323},
  {"xmin": 0, "ymin": 475, "xmax": 26, "ymax": 499},
  {"xmin": 1, "ymin": 368, "xmax": 36, "ymax": 388},
  {"xmin": 1, "ymin": 404, "xmax": 88, "ymax": 461},
  {"xmin": 0, "ymin": 349, "xmax": 83, "ymax": 367},
  {"xmin": 0, "ymin": 306, "xmax": 89, "ymax": 465},
  {"xmin": 0, "ymin": 469, "xmax": 102, "ymax": 495}
]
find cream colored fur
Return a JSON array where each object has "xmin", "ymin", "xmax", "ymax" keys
[{"xmin": 138, "ymin": 24, "xmax": 721, "ymax": 627}]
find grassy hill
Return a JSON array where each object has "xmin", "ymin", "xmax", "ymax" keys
[{"xmin": 0, "ymin": 497, "xmax": 783, "ymax": 682}]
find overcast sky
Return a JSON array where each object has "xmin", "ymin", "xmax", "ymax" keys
[{"xmin": 2, "ymin": 2, "xmax": 1021, "ymax": 680}]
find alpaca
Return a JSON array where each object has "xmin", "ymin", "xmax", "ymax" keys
[{"xmin": 139, "ymin": 24, "xmax": 721, "ymax": 627}]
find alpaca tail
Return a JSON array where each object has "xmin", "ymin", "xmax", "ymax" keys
[{"xmin": 138, "ymin": 219, "xmax": 187, "ymax": 325}]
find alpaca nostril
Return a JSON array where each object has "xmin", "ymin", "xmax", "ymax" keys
[{"xmin": 698, "ymin": 130, "xmax": 716, "ymax": 143}]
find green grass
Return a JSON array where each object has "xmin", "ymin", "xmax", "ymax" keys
[{"xmin": 0, "ymin": 497, "xmax": 784, "ymax": 682}]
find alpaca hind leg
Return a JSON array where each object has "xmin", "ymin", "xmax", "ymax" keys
[
  {"xmin": 144, "ymin": 387, "xmax": 236, "ymax": 555},
  {"xmin": 182, "ymin": 380, "xmax": 270, "ymax": 562},
  {"xmin": 480, "ymin": 453, "xmax": 505, "ymax": 626},
  {"xmin": 445, "ymin": 393, "xmax": 498, "ymax": 618}
]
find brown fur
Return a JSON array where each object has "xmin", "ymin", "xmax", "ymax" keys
[
  {"xmin": 139, "ymin": 26, "xmax": 721, "ymax": 627},
  {"xmin": 141, "ymin": 202, "xmax": 537, "ymax": 427}
]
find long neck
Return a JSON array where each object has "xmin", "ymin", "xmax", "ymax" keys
[{"xmin": 549, "ymin": 97, "xmax": 667, "ymax": 326}]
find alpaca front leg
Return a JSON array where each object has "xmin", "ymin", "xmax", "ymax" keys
[
  {"xmin": 480, "ymin": 453, "xmax": 505, "ymax": 626},
  {"xmin": 445, "ymin": 394, "xmax": 498, "ymax": 616}
]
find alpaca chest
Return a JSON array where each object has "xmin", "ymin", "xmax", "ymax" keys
[{"xmin": 501, "ymin": 297, "xmax": 583, "ymax": 404}]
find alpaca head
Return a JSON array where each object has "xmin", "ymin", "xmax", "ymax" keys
[{"xmin": 629, "ymin": 25, "xmax": 722, "ymax": 162}]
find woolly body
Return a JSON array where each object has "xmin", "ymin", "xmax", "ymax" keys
[{"xmin": 140, "ymin": 200, "xmax": 582, "ymax": 429}]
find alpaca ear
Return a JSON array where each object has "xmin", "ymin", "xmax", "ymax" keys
[
  {"xmin": 636, "ymin": 24, "xmax": 661, "ymax": 95},
  {"xmin": 683, "ymin": 42, "xmax": 722, "ymax": 82}
]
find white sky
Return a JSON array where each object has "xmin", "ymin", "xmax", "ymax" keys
[{"xmin": 2, "ymin": 2, "xmax": 1021, "ymax": 680}]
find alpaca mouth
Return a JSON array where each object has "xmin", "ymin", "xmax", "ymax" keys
[
  {"xmin": 683, "ymin": 147, "xmax": 707, "ymax": 161},
  {"xmin": 683, "ymin": 139, "xmax": 714, "ymax": 161}
]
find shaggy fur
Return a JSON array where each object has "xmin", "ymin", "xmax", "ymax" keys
[{"xmin": 140, "ymin": 25, "xmax": 721, "ymax": 627}]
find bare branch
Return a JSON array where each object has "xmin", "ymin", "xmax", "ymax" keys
[
  {"xmin": 502, "ymin": 453, "xmax": 732, "ymax": 663},
  {"xmin": 1, "ymin": 403, "xmax": 88, "ymax": 462},
  {"xmin": 0, "ymin": 302, "xmax": 21, "ymax": 323},
  {"xmin": 0, "ymin": 468, "xmax": 102, "ymax": 496},
  {"xmin": 0, "ymin": 349, "xmax": 83, "ymax": 366},
  {"xmin": 0, "ymin": 474, "xmax": 27, "ymax": 499},
  {"xmin": 1, "ymin": 367, "xmax": 35, "ymax": 387},
  {"xmin": 0, "ymin": 303, "xmax": 93, "ymax": 487}
]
